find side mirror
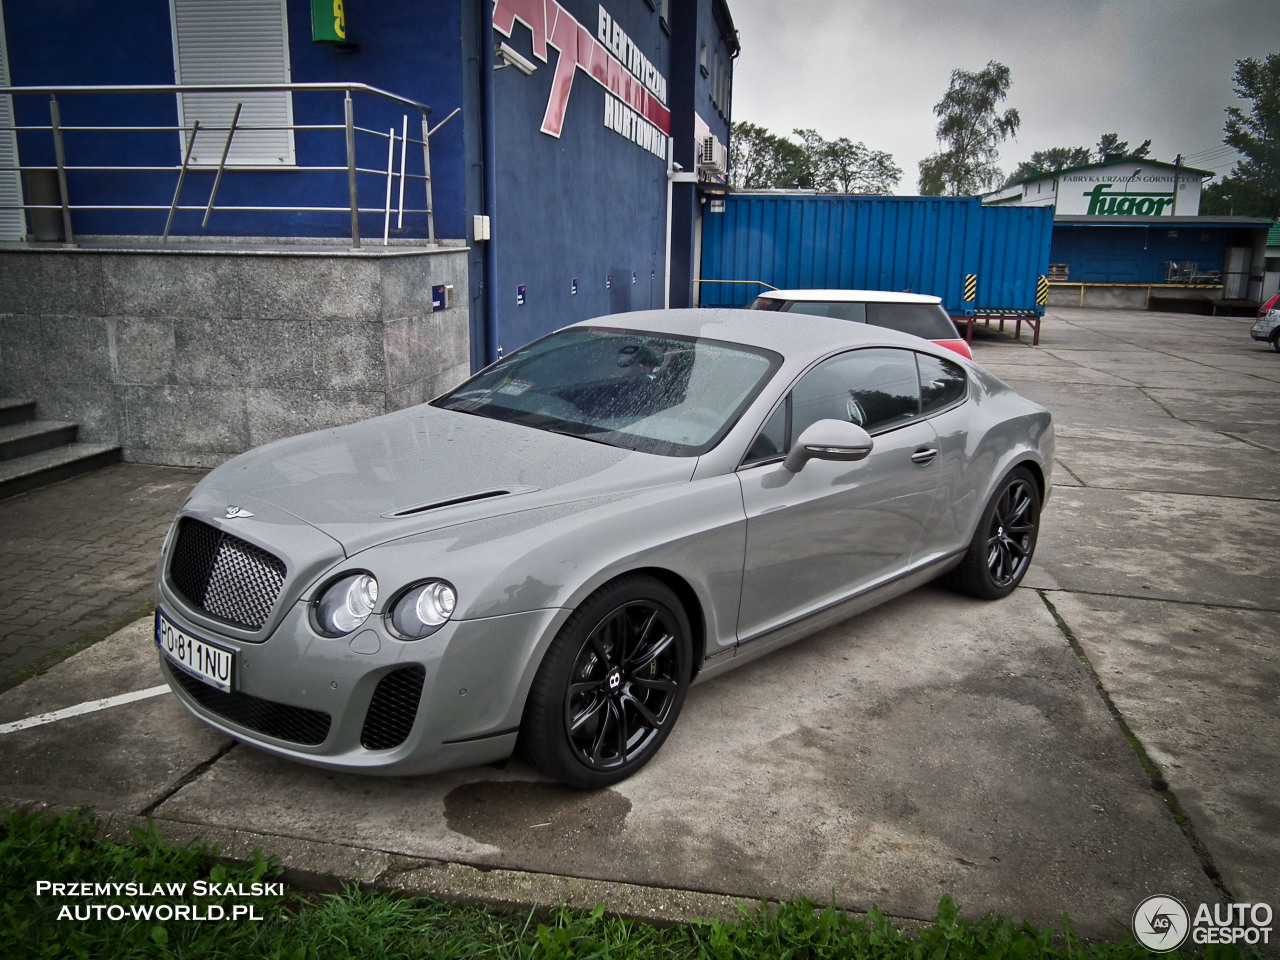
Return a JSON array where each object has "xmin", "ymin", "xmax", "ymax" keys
[{"xmin": 783, "ymin": 419, "xmax": 874, "ymax": 473}]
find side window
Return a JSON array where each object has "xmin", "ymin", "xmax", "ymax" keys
[
  {"xmin": 792, "ymin": 348, "xmax": 920, "ymax": 437},
  {"xmin": 743, "ymin": 400, "xmax": 787, "ymax": 464},
  {"xmin": 783, "ymin": 301, "xmax": 868, "ymax": 322},
  {"xmin": 917, "ymin": 353, "xmax": 967, "ymax": 414},
  {"xmin": 742, "ymin": 349, "xmax": 966, "ymax": 468},
  {"xmin": 866, "ymin": 302, "xmax": 960, "ymax": 340}
]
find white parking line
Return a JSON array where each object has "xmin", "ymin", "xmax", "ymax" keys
[{"xmin": 0, "ymin": 685, "xmax": 171, "ymax": 735}]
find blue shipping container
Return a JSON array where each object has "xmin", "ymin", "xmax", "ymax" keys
[{"xmin": 698, "ymin": 194, "xmax": 1054, "ymax": 315}]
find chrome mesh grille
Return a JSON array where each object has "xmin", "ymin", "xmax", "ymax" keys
[{"xmin": 169, "ymin": 518, "xmax": 286, "ymax": 630}]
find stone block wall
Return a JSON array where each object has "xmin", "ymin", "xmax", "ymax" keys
[{"xmin": 0, "ymin": 242, "xmax": 470, "ymax": 467}]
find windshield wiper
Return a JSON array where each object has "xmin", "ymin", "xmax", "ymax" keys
[{"xmin": 538, "ymin": 419, "xmax": 635, "ymax": 450}]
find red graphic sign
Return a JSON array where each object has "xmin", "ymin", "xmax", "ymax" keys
[{"xmin": 493, "ymin": 0, "xmax": 671, "ymax": 138}]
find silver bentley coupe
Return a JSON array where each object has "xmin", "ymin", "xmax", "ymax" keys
[{"xmin": 154, "ymin": 309, "xmax": 1053, "ymax": 788}]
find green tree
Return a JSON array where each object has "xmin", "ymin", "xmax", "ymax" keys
[
  {"xmin": 729, "ymin": 121, "xmax": 783, "ymax": 189},
  {"xmin": 1201, "ymin": 54, "xmax": 1280, "ymax": 219},
  {"xmin": 771, "ymin": 135, "xmax": 808, "ymax": 188},
  {"xmin": 729, "ymin": 121, "xmax": 807, "ymax": 189},
  {"xmin": 802, "ymin": 131, "xmax": 902, "ymax": 194},
  {"xmin": 789, "ymin": 128, "xmax": 827, "ymax": 189},
  {"xmin": 731, "ymin": 123, "xmax": 900, "ymax": 193},
  {"xmin": 1095, "ymin": 133, "xmax": 1151, "ymax": 162},
  {"xmin": 1003, "ymin": 134, "xmax": 1158, "ymax": 188},
  {"xmin": 918, "ymin": 60, "xmax": 1020, "ymax": 196},
  {"xmin": 1004, "ymin": 146, "xmax": 1093, "ymax": 185}
]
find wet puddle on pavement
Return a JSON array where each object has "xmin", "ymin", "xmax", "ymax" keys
[{"xmin": 443, "ymin": 781, "xmax": 631, "ymax": 849}]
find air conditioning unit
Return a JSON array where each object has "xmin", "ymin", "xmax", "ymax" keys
[{"xmin": 699, "ymin": 135, "xmax": 727, "ymax": 175}]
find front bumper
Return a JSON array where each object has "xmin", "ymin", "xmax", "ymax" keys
[{"xmin": 155, "ymin": 598, "xmax": 571, "ymax": 776}]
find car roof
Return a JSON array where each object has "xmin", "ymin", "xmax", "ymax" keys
[
  {"xmin": 755, "ymin": 288, "xmax": 943, "ymax": 305},
  {"xmin": 570, "ymin": 308, "xmax": 947, "ymax": 358}
]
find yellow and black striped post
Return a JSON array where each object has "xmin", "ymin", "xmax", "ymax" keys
[
  {"xmin": 1036, "ymin": 275, "xmax": 1049, "ymax": 306},
  {"xmin": 963, "ymin": 274, "xmax": 977, "ymax": 302}
]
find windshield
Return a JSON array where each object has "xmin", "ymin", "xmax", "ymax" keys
[{"xmin": 433, "ymin": 327, "xmax": 782, "ymax": 457}]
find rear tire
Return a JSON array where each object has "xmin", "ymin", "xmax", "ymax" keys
[
  {"xmin": 948, "ymin": 467, "xmax": 1041, "ymax": 600},
  {"xmin": 517, "ymin": 575, "xmax": 691, "ymax": 789},
  {"xmin": 1271, "ymin": 332, "xmax": 1280, "ymax": 353}
]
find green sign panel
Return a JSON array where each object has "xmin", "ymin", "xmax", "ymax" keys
[
  {"xmin": 311, "ymin": 0, "xmax": 346, "ymax": 42},
  {"xmin": 1082, "ymin": 184, "xmax": 1175, "ymax": 216}
]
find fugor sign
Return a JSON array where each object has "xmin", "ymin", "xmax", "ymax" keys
[{"xmin": 1057, "ymin": 163, "xmax": 1203, "ymax": 217}]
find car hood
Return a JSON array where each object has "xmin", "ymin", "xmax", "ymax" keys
[{"xmin": 192, "ymin": 404, "xmax": 697, "ymax": 554}]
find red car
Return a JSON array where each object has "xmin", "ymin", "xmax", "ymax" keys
[{"xmin": 1250, "ymin": 292, "xmax": 1280, "ymax": 352}]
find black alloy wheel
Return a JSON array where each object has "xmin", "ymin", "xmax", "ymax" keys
[
  {"xmin": 949, "ymin": 467, "xmax": 1041, "ymax": 600},
  {"xmin": 519, "ymin": 575, "xmax": 691, "ymax": 789}
]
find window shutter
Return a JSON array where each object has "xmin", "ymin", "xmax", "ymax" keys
[
  {"xmin": 171, "ymin": 0, "xmax": 295, "ymax": 166},
  {"xmin": 0, "ymin": 2, "xmax": 23, "ymax": 240}
]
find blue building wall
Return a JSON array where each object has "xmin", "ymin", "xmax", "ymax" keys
[
  {"xmin": 485, "ymin": 0, "xmax": 672, "ymax": 352},
  {"xmin": 1048, "ymin": 223, "xmax": 1257, "ymax": 284},
  {"xmin": 3, "ymin": 0, "xmax": 736, "ymax": 368},
  {"xmin": 4, "ymin": 0, "xmax": 467, "ymax": 240}
]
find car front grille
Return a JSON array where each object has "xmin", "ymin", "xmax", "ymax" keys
[
  {"xmin": 167, "ymin": 662, "xmax": 332, "ymax": 747},
  {"xmin": 360, "ymin": 665, "xmax": 426, "ymax": 750},
  {"xmin": 168, "ymin": 518, "xmax": 287, "ymax": 630}
]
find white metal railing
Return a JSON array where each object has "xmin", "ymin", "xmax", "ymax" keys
[{"xmin": 0, "ymin": 82, "xmax": 460, "ymax": 248}]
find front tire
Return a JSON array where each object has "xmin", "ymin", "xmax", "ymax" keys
[
  {"xmin": 518, "ymin": 575, "xmax": 692, "ymax": 789},
  {"xmin": 949, "ymin": 467, "xmax": 1041, "ymax": 600}
]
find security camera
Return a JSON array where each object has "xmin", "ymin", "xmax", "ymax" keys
[{"xmin": 496, "ymin": 42, "xmax": 538, "ymax": 76}]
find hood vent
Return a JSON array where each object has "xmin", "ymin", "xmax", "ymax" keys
[{"xmin": 384, "ymin": 490, "xmax": 512, "ymax": 519}]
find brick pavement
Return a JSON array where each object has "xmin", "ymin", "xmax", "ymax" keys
[{"xmin": 0, "ymin": 464, "xmax": 204, "ymax": 690}]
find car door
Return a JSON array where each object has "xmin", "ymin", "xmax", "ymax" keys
[
  {"xmin": 909, "ymin": 350, "xmax": 972, "ymax": 564},
  {"xmin": 735, "ymin": 348, "xmax": 942, "ymax": 641}
]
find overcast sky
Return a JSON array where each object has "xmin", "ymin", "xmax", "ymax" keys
[{"xmin": 727, "ymin": 0, "xmax": 1280, "ymax": 192}]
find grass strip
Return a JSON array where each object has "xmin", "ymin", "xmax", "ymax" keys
[{"xmin": 0, "ymin": 808, "xmax": 1264, "ymax": 959}]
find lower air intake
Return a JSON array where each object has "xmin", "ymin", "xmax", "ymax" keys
[
  {"xmin": 168, "ymin": 663, "xmax": 331, "ymax": 747},
  {"xmin": 361, "ymin": 665, "xmax": 426, "ymax": 750}
]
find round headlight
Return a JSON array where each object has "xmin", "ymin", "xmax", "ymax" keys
[
  {"xmin": 389, "ymin": 580, "xmax": 457, "ymax": 640},
  {"xmin": 314, "ymin": 573, "xmax": 379, "ymax": 636}
]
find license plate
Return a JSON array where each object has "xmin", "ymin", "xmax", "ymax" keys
[{"xmin": 156, "ymin": 611, "xmax": 234, "ymax": 693}]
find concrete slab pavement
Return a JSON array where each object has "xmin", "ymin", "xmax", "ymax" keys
[
  {"xmin": 1, "ymin": 306, "xmax": 1277, "ymax": 947},
  {"xmin": 0, "ymin": 624, "xmax": 229, "ymax": 811},
  {"xmin": 1048, "ymin": 592, "xmax": 1279, "ymax": 905},
  {"xmin": 1, "ymin": 591, "xmax": 1220, "ymax": 939},
  {"xmin": 980, "ymin": 308, "xmax": 1280, "ymax": 938}
]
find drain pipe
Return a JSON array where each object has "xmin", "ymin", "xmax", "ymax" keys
[{"xmin": 479, "ymin": 4, "xmax": 500, "ymax": 366}]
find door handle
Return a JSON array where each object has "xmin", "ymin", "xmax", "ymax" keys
[{"xmin": 911, "ymin": 447, "xmax": 938, "ymax": 465}]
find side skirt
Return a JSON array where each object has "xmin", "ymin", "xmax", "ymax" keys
[{"xmin": 692, "ymin": 551, "xmax": 964, "ymax": 685}]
